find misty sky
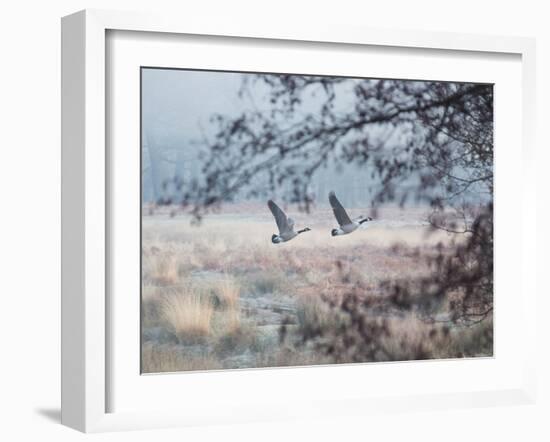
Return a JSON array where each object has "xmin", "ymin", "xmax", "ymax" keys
[
  {"xmin": 141, "ymin": 68, "xmax": 488, "ymax": 208},
  {"xmin": 141, "ymin": 68, "xmax": 385, "ymax": 207},
  {"xmin": 142, "ymin": 69, "xmax": 245, "ymax": 151}
]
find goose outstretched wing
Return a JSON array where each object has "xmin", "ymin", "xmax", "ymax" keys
[
  {"xmin": 329, "ymin": 191, "xmax": 352, "ymax": 227},
  {"xmin": 268, "ymin": 200, "xmax": 293, "ymax": 235},
  {"xmin": 287, "ymin": 217, "xmax": 295, "ymax": 230}
]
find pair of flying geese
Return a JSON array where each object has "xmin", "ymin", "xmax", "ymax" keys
[{"xmin": 268, "ymin": 191, "xmax": 373, "ymax": 244}]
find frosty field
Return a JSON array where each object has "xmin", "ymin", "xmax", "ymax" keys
[{"xmin": 141, "ymin": 205, "xmax": 493, "ymax": 373}]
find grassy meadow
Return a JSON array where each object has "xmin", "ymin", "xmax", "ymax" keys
[{"xmin": 141, "ymin": 204, "xmax": 493, "ymax": 373}]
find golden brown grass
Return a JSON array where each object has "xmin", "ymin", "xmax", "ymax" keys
[
  {"xmin": 144, "ymin": 253, "xmax": 179, "ymax": 285},
  {"xmin": 213, "ymin": 276, "xmax": 240, "ymax": 310},
  {"xmin": 212, "ymin": 278, "xmax": 242, "ymax": 335},
  {"xmin": 161, "ymin": 289, "xmax": 214, "ymax": 343}
]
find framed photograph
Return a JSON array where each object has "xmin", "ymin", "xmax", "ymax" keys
[{"xmin": 61, "ymin": 9, "xmax": 537, "ymax": 432}]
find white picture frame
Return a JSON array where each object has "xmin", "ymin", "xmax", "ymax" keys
[{"xmin": 61, "ymin": 9, "xmax": 537, "ymax": 433}]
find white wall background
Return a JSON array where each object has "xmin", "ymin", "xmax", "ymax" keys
[{"xmin": 0, "ymin": 1, "xmax": 547, "ymax": 440}]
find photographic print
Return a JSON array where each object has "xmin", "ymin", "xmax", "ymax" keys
[{"xmin": 141, "ymin": 68, "xmax": 493, "ymax": 373}]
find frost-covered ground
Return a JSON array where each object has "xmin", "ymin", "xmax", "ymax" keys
[{"xmin": 141, "ymin": 205, "xmax": 492, "ymax": 373}]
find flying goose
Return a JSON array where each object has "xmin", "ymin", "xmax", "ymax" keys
[
  {"xmin": 329, "ymin": 191, "xmax": 372, "ymax": 236},
  {"xmin": 268, "ymin": 200, "xmax": 311, "ymax": 244}
]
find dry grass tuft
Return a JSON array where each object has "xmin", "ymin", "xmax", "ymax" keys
[
  {"xmin": 220, "ymin": 307, "xmax": 241, "ymax": 335},
  {"xmin": 147, "ymin": 254, "xmax": 179, "ymax": 285},
  {"xmin": 213, "ymin": 277, "xmax": 241, "ymax": 310},
  {"xmin": 161, "ymin": 290, "xmax": 214, "ymax": 343},
  {"xmin": 296, "ymin": 293, "xmax": 339, "ymax": 334}
]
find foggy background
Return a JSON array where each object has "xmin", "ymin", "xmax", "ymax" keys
[{"xmin": 141, "ymin": 68, "xmax": 485, "ymax": 209}]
